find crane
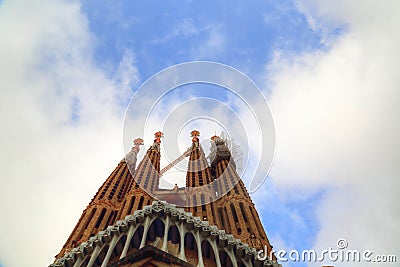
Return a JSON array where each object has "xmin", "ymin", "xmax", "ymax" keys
[{"xmin": 159, "ymin": 148, "xmax": 192, "ymax": 176}]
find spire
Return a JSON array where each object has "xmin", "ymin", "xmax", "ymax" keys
[
  {"xmin": 117, "ymin": 131, "xmax": 162, "ymax": 220},
  {"xmin": 184, "ymin": 130, "xmax": 217, "ymax": 224},
  {"xmin": 150, "ymin": 131, "xmax": 163, "ymax": 152},
  {"xmin": 55, "ymin": 138, "xmax": 143, "ymax": 258},
  {"xmin": 190, "ymin": 129, "xmax": 200, "ymax": 147},
  {"xmin": 210, "ymin": 135, "xmax": 237, "ymax": 196},
  {"xmin": 186, "ymin": 130, "xmax": 212, "ymax": 188},
  {"xmin": 125, "ymin": 137, "xmax": 144, "ymax": 172},
  {"xmin": 131, "ymin": 131, "xmax": 162, "ymax": 191},
  {"xmin": 210, "ymin": 135, "xmax": 274, "ymax": 256}
]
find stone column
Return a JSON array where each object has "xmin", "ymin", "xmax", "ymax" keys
[
  {"xmin": 178, "ymin": 222, "xmax": 186, "ymax": 261},
  {"xmin": 162, "ymin": 215, "xmax": 170, "ymax": 252},
  {"xmin": 86, "ymin": 245, "xmax": 101, "ymax": 267},
  {"xmin": 100, "ymin": 235, "xmax": 119, "ymax": 267},
  {"xmin": 120, "ymin": 224, "xmax": 137, "ymax": 259},
  {"xmin": 139, "ymin": 216, "xmax": 151, "ymax": 248},
  {"xmin": 194, "ymin": 231, "xmax": 204, "ymax": 267}
]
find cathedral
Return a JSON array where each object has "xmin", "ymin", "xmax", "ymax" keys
[{"xmin": 51, "ymin": 130, "xmax": 280, "ymax": 267}]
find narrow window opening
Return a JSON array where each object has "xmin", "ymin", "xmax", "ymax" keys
[
  {"xmin": 82, "ymin": 208, "xmax": 96, "ymax": 235},
  {"xmin": 95, "ymin": 208, "xmax": 106, "ymax": 228},
  {"xmin": 128, "ymin": 196, "xmax": 135, "ymax": 215},
  {"xmin": 223, "ymin": 207, "xmax": 232, "ymax": 233},
  {"xmin": 138, "ymin": 196, "xmax": 144, "ymax": 210},
  {"xmin": 105, "ymin": 211, "xmax": 115, "ymax": 229},
  {"xmin": 210, "ymin": 200, "xmax": 216, "ymax": 219},
  {"xmin": 218, "ymin": 207, "xmax": 224, "ymax": 227},
  {"xmin": 193, "ymin": 195, "xmax": 197, "ymax": 213},
  {"xmin": 239, "ymin": 202, "xmax": 248, "ymax": 222},
  {"xmin": 249, "ymin": 206, "xmax": 265, "ymax": 238},
  {"xmin": 230, "ymin": 203, "xmax": 239, "ymax": 223}
]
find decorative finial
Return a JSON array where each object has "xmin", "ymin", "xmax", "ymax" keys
[
  {"xmin": 154, "ymin": 131, "xmax": 164, "ymax": 144},
  {"xmin": 211, "ymin": 134, "xmax": 225, "ymax": 145},
  {"xmin": 191, "ymin": 130, "xmax": 200, "ymax": 143},
  {"xmin": 211, "ymin": 135, "xmax": 219, "ymax": 141},
  {"xmin": 132, "ymin": 137, "xmax": 144, "ymax": 153},
  {"xmin": 133, "ymin": 138, "xmax": 144, "ymax": 146}
]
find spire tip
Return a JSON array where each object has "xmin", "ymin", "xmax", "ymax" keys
[
  {"xmin": 154, "ymin": 131, "xmax": 164, "ymax": 144},
  {"xmin": 191, "ymin": 130, "xmax": 200, "ymax": 143}
]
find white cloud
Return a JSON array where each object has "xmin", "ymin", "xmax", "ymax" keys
[
  {"xmin": 192, "ymin": 25, "xmax": 226, "ymax": 59},
  {"xmin": 0, "ymin": 1, "xmax": 139, "ymax": 266},
  {"xmin": 151, "ymin": 17, "xmax": 226, "ymax": 58},
  {"xmin": 151, "ymin": 18, "xmax": 200, "ymax": 44},
  {"xmin": 266, "ymin": 0, "xmax": 400, "ymax": 265}
]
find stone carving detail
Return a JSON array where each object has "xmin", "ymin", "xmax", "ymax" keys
[{"xmin": 50, "ymin": 201, "xmax": 281, "ymax": 267}]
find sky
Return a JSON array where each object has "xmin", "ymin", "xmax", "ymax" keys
[{"xmin": 0, "ymin": 0, "xmax": 399, "ymax": 266}]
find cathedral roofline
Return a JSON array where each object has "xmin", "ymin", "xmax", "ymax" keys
[{"xmin": 51, "ymin": 201, "xmax": 281, "ymax": 267}]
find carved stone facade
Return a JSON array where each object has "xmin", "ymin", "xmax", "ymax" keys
[
  {"xmin": 53, "ymin": 132, "xmax": 280, "ymax": 267},
  {"xmin": 51, "ymin": 202, "xmax": 280, "ymax": 267}
]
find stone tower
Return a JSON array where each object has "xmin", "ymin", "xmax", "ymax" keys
[
  {"xmin": 209, "ymin": 135, "xmax": 273, "ymax": 253},
  {"xmin": 185, "ymin": 130, "xmax": 216, "ymax": 225},
  {"xmin": 116, "ymin": 131, "xmax": 163, "ymax": 221},
  {"xmin": 55, "ymin": 138, "xmax": 144, "ymax": 258},
  {"xmin": 52, "ymin": 131, "xmax": 279, "ymax": 267},
  {"xmin": 182, "ymin": 133, "xmax": 273, "ymax": 253}
]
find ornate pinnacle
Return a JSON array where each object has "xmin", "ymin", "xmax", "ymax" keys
[
  {"xmin": 191, "ymin": 130, "xmax": 200, "ymax": 137},
  {"xmin": 211, "ymin": 135, "xmax": 219, "ymax": 141},
  {"xmin": 133, "ymin": 138, "xmax": 144, "ymax": 146},
  {"xmin": 154, "ymin": 131, "xmax": 164, "ymax": 144},
  {"xmin": 132, "ymin": 138, "xmax": 144, "ymax": 153},
  {"xmin": 191, "ymin": 130, "xmax": 200, "ymax": 143},
  {"xmin": 211, "ymin": 134, "xmax": 225, "ymax": 146}
]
